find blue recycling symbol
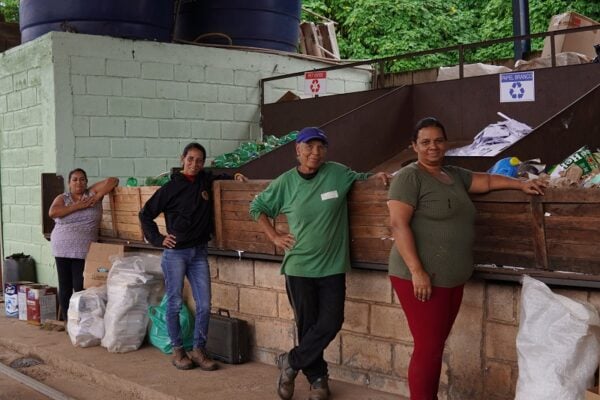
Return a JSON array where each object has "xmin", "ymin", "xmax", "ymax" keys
[{"xmin": 509, "ymin": 82, "xmax": 525, "ymax": 99}]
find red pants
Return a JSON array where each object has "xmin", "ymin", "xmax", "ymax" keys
[{"xmin": 390, "ymin": 276, "xmax": 464, "ymax": 400}]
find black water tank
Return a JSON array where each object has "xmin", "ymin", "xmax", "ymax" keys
[
  {"xmin": 3, "ymin": 253, "xmax": 36, "ymax": 283},
  {"xmin": 175, "ymin": 0, "xmax": 301, "ymax": 53},
  {"xmin": 19, "ymin": 0, "xmax": 175, "ymax": 43}
]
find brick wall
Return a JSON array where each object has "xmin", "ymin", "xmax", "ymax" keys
[
  {"xmin": 206, "ymin": 256, "xmax": 600, "ymax": 399},
  {"xmin": 0, "ymin": 32, "xmax": 370, "ymax": 286}
]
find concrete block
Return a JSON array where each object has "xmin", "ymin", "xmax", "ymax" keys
[
  {"xmin": 108, "ymin": 97, "xmax": 141, "ymax": 117},
  {"xmin": 75, "ymin": 158, "xmax": 99, "ymax": 177},
  {"xmin": 254, "ymin": 260, "xmax": 285, "ymax": 290},
  {"xmin": 212, "ymin": 282, "xmax": 239, "ymax": 311},
  {"xmin": 174, "ymin": 65, "xmax": 205, "ymax": 83},
  {"xmin": 76, "ymin": 137, "xmax": 110, "ymax": 157},
  {"xmin": 209, "ymin": 139, "xmax": 239, "ymax": 156},
  {"xmin": 325, "ymin": 79, "xmax": 345, "ymax": 94},
  {"xmin": 90, "ymin": 117, "xmax": 125, "ymax": 137},
  {"xmin": 1, "ymin": 186, "xmax": 15, "ymax": 204},
  {"xmin": 324, "ymin": 333, "xmax": 341, "ymax": 364},
  {"xmin": 218, "ymin": 86, "xmax": 247, "ymax": 103},
  {"xmin": 174, "ymin": 101, "xmax": 205, "ymax": 119},
  {"xmin": 392, "ymin": 343, "xmax": 412, "ymax": 378},
  {"xmin": 142, "ymin": 99, "xmax": 174, "ymax": 118},
  {"xmin": 123, "ymin": 78, "xmax": 156, "ymax": 98},
  {"xmin": 347, "ymin": 269, "xmax": 392, "ymax": 303},
  {"xmin": 221, "ymin": 122, "xmax": 250, "ymax": 140},
  {"xmin": 327, "ymin": 364, "xmax": 369, "ymax": 387},
  {"xmin": 277, "ymin": 293, "xmax": 294, "ymax": 320},
  {"xmin": 70, "ymin": 56, "xmax": 106, "ymax": 75},
  {"xmin": 110, "ymin": 138, "xmax": 145, "ymax": 157},
  {"xmin": 341, "ymin": 333, "xmax": 393, "ymax": 374},
  {"xmin": 486, "ymin": 284, "xmax": 516, "ymax": 323},
  {"xmin": 24, "ymin": 205, "xmax": 41, "ymax": 225},
  {"xmin": 254, "ymin": 318, "xmax": 295, "ymax": 351},
  {"xmin": 217, "ymin": 257, "xmax": 254, "ymax": 286},
  {"xmin": 2, "ymin": 206, "xmax": 9, "ymax": 222},
  {"xmin": 7, "ymin": 130, "xmax": 22, "ymax": 148},
  {"xmin": 20, "ymin": 127, "xmax": 38, "ymax": 147},
  {"xmin": 27, "ymin": 148, "xmax": 44, "ymax": 166},
  {"xmin": 191, "ymin": 120, "xmax": 221, "ymax": 140},
  {"xmin": 188, "ymin": 83, "xmax": 218, "ymax": 102},
  {"xmin": 234, "ymin": 70, "xmax": 260, "ymax": 87},
  {"xmin": 554, "ymin": 287, "xmax": 589, "ymax": 304},
  {"xmin": 158, "ymin": 120, "xmax": 191, "ymax": 138},
  {"xmin": 14, "ymin": 107, "xmax": 41, "ymax": 129},
  {"xmin": 7, "ymin": 92, "xmax": 21, "ymax": 111},
  {"xmin": 156, "ymin": 81, "xmax": 188, "ymax": 100},
  {"xmin": 205, "ymin": 103, "xmax": 233, "ymax": 121},
  {"xmin": 371, "ymin": 304, "xmax": 412, "ymax": 341},
  {"xmin": 106, "ymin": 59, "xmax": 141, "ymax": 78},
  {"xmin": 15, "ymin": 186, "xmax": 29, "ymax": 204},
  {"xmin": 485, "ymin": 322, "xmax": 518, "ymax": 362},
  {"xmin": 73, "ymin": 95, "xmax": 107, "ymax": 116},
  {"xmin": 343, "ymin": 301, "xmax": 369, "ymax": 334},
  {"xmin": 142, "ymin": 62, "xmax": 174, "ymax": 80},
  {"xmin": 239, "ymin": 287, "xmax": 278, "ymax": 317},
  {"xmin": 21, "ymin": 87, "xmax": 37, "ymax": 108},
  {"xmin": 28, "ymin": 68, "xmax": 41, "ymax": 87},
  {"xmin": 483, "ymin": 360, "xmax": 515, "ymax": 398},
  {"xmin": 86, "ymin": 76, "xmax": 122, "ymax": 96},
  {"xmin": 99, "ymin": 157, "xmax": 134, "ymax": 177},
  {"xmin": 234, "ymin": 104, "xmax": 259, "ymax": 122},
  {"xmin": 8, "ymin": 168, "xmax": 23, "ymax": 185},
  {"xmin": 0, "ymin": 95, "xmax": 6, "ymax": 114},
  {"xmin": 71, "ymin": 75, "xmax": 86, "ymax": 94},
  {"xmin": 6, "ymin": 148, "xmax": 29, "ymax": 167},
  {"xmin": 133, "ymin": 158, "xmax": 167, "ymax": 177},
  {"xmin": 345, "ymin": 80, "xmax": 371, "ymax": 93},
  {"xmin": 73, "ymin": 116, "xmax": 90, "ymax": 137},
  {"xmin": 10, "ymin": 205, "xmax": 25, "ymax": 223},
  {"xmin": 145, "ymin": 138, "xmax": 180, "ymax": 156},
  {"xmin": 4, "ymin": 112, "xmax": 14, "ymax": 130},
  {"xmin": 206, "ymin": 67, "xmax": 234, "ymax": 84},
  {"xmin": 126, "ymin": 118, "xmax": 159, "ymax": 138},
  {"xmin": 0, "ymin": 76, "xmax": 13, "ymax": 95}
]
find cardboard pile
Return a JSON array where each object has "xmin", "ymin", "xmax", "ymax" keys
[
  {"xmin": 83, "ymin": 242, "xmax": 127, "ymax": 289},
  {"xmin": 542, "ymin": 12, "xmax": 600, "ymax": 59}
]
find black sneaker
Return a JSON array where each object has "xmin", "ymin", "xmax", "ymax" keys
[
  {"xmin": 276, "ymin": 352, "xmax": 298, "ymax": 400},
  {"xmin": 308, "ymin": 376, "xmax": 330, "ymax": 400}
]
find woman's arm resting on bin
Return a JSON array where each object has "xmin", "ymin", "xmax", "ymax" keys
[{"xmin": 469, "ymin": 173, "xmax": 545, "ymax": 195}]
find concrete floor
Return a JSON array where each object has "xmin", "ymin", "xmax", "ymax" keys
[{"xmin": 0, "ymin": 314, "xmax": 403, "ymax": 400}]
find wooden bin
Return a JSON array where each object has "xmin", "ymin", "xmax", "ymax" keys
[{"xmin": 102, "ymin": 186, "xmax": 166, "ymax": 242}]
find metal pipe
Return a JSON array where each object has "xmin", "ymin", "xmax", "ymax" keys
[{"xmin": 0, "ymin": 362, "xmax": 75, "ymax": 400}]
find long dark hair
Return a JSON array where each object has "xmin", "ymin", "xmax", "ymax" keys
[
  {"xmin": 413, "ymin": 117, "xmax": 447, "ymax": 142},
  {"xmin": 182, "ymin": 142, "xmax": 206, "ymax": 160}
]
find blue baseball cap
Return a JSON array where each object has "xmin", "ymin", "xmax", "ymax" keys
[{"xmin": 296, "ymin": 127, "xmax": 328, "ymax": 145}]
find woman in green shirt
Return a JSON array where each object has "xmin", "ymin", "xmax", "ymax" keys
[{"xmin": 387, "ymin": 117, "xmax": 545, "ymax": 400}]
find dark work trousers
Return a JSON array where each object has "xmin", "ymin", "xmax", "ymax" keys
[
  {"xmin": 55, "ymin": 257, "xmax": 85, "ymax": 321},
  {"xmin": 285, "ymin": 273, "xmax": 345, "ymax": 384}
]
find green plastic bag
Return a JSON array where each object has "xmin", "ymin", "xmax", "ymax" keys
[{"xmin": 148, "ymin": 295, "xmax": 194, "ymax": 354}]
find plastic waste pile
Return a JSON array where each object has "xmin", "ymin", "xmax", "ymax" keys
[
  {"xmin": 212, "ymin": 131, "xmax": 298, "ymax": 168},
  {"xmin": 126, "ymin": 173, "xmax": 170, "ymax": 187}
]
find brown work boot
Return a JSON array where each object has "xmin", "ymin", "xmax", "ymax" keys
[
  {"xmin": 189, "ymin": 347, "xmax": 218, "ymax": 371},
  {"xmin": 171, "ymin": 346, "xmax": 194, "ymax": 370},
  {"xmin": 308, "ymin": 376, "xmax": 330, "ymax": 400},
  {"xmin": 276, "ymin": 352, "xmax": 298, "ymax": 400}
]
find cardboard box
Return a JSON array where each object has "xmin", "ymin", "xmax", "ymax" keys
[
  {"xmin": 26, "ymin": 285, "xmax": 57, "ymax": 325},
  {"xmin": 586, "ymin": 386, "xmax": 600, "ymax": 400},
  {"xmin": 541, "ymin": 12, "xmax": 600, "ymax": 59},
  {"xmin": 18, "ymin": 282, "xmax": 36, "ymax": 320},
  {"xmin": 83, "ymin": 242, "xmax": 125, "ymax": 288}
]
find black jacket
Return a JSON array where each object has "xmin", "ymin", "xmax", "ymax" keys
[{"xmin": 139, "ymin": 170, "xmax": 228, "ymax": 249}]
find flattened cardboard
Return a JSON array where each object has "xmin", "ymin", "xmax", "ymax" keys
[
  {"xmin": 542, "ymin": 12, "xmax": 600, "ymax": 59},
  {"xmin": 83, "ymin": 242, "xmax": 125, "ymax": 288}
]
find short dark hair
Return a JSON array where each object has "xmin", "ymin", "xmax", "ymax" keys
[
  {"xmin": 413, "ymin": 117, "xmax": 447, "ymax": 142},
  {"xmin": 68, "ymin": 168, "xmax": 87, "ymax": 181},
  {"xmin": 182, "ymin": 142, "xmax": 206, "ymax": 160}
]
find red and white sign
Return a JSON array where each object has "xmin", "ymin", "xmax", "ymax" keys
[{"xmin": 304, "ymin": 71, "xmax": 327, "ymax": 96}]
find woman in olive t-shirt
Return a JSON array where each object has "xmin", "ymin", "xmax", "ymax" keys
[{"xmin": 387, "ymin": 117, "xmax": 545, "ymax": 400}]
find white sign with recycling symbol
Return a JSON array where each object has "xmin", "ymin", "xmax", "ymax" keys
[{"xmin": 499, "ymin": 71, "xmax": 535, "ymax": 103}]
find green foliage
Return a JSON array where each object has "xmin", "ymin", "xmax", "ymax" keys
[
  {"xmin": 302, "ymin": 0, "xmax": 600, "ymax": 71},
  {"xmin": 0, "ymin": 0, "xmax": 19, "ymax": 22}
]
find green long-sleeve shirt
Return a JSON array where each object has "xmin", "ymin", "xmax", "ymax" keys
[{"xmin": 249, "ymin": 162, "xmax": 370, "ymax": 278}]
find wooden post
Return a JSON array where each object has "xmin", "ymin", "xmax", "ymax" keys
[{"xmin": 529, "ymin": 196, "xmax": 548, "ymax": 269}]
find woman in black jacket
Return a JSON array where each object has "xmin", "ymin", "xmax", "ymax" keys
[{"xmin": 140, "ymin": 142, "xmax": 245, "ymax": 370}]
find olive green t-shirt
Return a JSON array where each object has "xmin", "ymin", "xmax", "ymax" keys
[{"xmin": 387, "ymin": 163, "xmax": 476, "ymax": 287}]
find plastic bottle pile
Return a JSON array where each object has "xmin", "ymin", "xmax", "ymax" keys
[{"xmin": 211, "ymin": 131, "xmax": 298, "ymax": 168}]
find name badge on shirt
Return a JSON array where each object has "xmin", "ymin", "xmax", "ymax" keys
[{"xmin": 321, "ymin": 190, "xmax": 339, "ymax": 201}]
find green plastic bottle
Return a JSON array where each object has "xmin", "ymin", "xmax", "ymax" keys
[{"xmin": 126, "ymin": 177, "xmax": 138, "ymax": 187}]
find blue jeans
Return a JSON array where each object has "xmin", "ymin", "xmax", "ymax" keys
[{"xmin": 161, "ymin": 244, "xmax": 211, "ymax": 349}]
